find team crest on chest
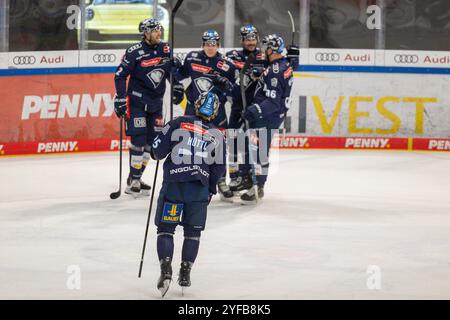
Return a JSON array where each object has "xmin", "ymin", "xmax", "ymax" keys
[
  {"xmin": 147, "ymin": 68, "xmax": 165, "ymax": 88},
  {"xmin": 194, "ymin": 77, "xmax": 213, "ymax": 93}
]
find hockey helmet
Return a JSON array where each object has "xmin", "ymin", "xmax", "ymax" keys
[
  {"xmin": 261, "ymin": 34, "xmax": 286, "ymax": 55},
  {"xmin": 194, "ymin": 91, "xmax": 220, "ymax": 122},
  {"xmin": 202, "ymin": 29, "xmax": 220, "ymax": 46},
  {"xmin": 139, "ymin": 18, "xmax": 163, "ymax": 34},
  {"xmin": 240, "ymin": 24, "xmax": 259, "ymax": 40}
]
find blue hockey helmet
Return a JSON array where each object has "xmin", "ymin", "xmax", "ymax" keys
[
  {"xmin": 139, "ymin": 18, "xmax": 163, "ymax": 34},
  {"xmin": 202, "ymin": 29, "xmax": 220, "ymax": 46},
  {"xmin": 194, "ymin": 91, "xmax": 220, "ymax": 122},
  {"xmin": 261, "ymin": 34, "xmax": 286, "ymax": 55},
  {"xmin": 240, "ymin": 24, "xmax": 259, "ymax": 40}
]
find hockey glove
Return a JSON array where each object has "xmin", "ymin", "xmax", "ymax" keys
[
  {"xmin": 287, "ymin": 45, "xmax": 300, "ymax": 69},
  {"xmin": 172, "ymin": 84, "xmax": 184, "ymax": 105},
  {"xmin": 170, "ymin": 57, "xmax": 182, "ymax": 73},
  {"xmin": 212, "ymin": 75, "xmax": 231, "ymax": 93},
  {"xmin": 243, "ymin": 104, "xmax": 263, "ymax": 123},
  {"xmin": 113, "ymin": 95, "xmax": 127, "ymax": 118},
  {"xmin": 250, "ymin": 66, "xmax": 264, "ymax": 79}
]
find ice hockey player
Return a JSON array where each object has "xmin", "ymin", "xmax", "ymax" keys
[
  {"xmin": 150, "ymin": 90, "xmax": 226, "ymax": 297},
  {"xmin": 224, "ymin": 24, "xmax": 268, "ymax": 199},
  {"xmin": 173, "ymin": 29, "xmax": 237, "ymax": 201},
  {"xmin": 240, "ymin": 34, "xmax": 294, "ymax": 204},
  {"xmin": 113, "ymin": 18, "xmax": 184, "ymax": 198}
]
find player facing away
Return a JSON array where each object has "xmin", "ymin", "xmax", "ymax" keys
[
  {"xmin": 240, "ymin": 34, "xmax": 294, "ymax": 204},
  {"xmin": 173, "ymin": 29, "xmax": 237, "ymax": 200},
  {"xmin": 113, "ymin": 18, "xmax": 184, "ymax": 198},
  {"xmin": 150, "ymin": 90, "xmax": 226, "ymax": 297},
  {"xmin": 223, "ymin": 24, "xmax": 268, "ymax": 200}
]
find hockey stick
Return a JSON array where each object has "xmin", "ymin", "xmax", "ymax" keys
[
  {"xmin": 110, "ymin": 116, "xmax": 124, "ymax": 200},
  {"xmin": 287, "ymin": 10, "xmax": 295, "ymax": 46},
  {"xmin": 282, "ymin": 10, "xmax": 297, "ymax": 141},
  {"xmin": 138, "ymin": 0, "xmax": 184, "ymax": 278},
  {"xmin": 240, "ymin": 53, "xmax": 259, "ymax": 203}
]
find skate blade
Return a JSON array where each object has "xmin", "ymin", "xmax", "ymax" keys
[
  {"xmin": 240, "ymin": 199, "xmax": 258, "ymax": 205},
  {"xmin": 219, "ymin": 194, "xmax": 235, "ymax": 203},
  {"xmin": 181, "ymin": 286, "xmax": 188, "ymax": 296},
  {"xmin": 158, "ymin": 279, "xmax": 171, "ymax": 298},
  {"xmin": 124, "ymin": 191, "xmax": 149, "ymax": 199},
  {"xmin": 140, "ymin": 189, "xmax": 151, "ymax": 197}
]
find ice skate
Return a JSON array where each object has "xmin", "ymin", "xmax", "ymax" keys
[
  {"xmin": 157, "ymin": 257, "xmax": 172, "ymax": 298},
  {"xmin": 125, "ymin": 178, "xmax": 141, "ymax": 198},
  {"xmin": 240, "ymin": 185, "xmax": 264, "ymax": 205},
  {"xmin": 125, "ymin": 177, "xmax": 150, "ymax": 198},
  {"xmin": 178, "ymin": 261, "xmax": 192, "ymax": 295},
  {"xmin": 139, "ymin": 179, "xmax": 151, "ymax": 196},
  {"xmin": 217, "ymin": 178, "xmax": 234, "ymax": 202},
  {"xmin": 229, "ymin": 174, "xmax": 254, "ymax": 193}
]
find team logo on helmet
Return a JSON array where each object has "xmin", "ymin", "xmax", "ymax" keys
[{"xmin": 147, "ymin": 69, "xmax": 165, "ymax": 88}]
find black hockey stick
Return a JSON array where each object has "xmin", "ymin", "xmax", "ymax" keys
[
  {"xmin": 240, "ymin": 53, "xmax": 259, "ymax": 203},
  {"xmin": 138, "ymin": 159, "xmax": 160, "ymax": 278},
  {"xmin": 110, "ymin": 116, "xmax": 124, "ymax": 199},
  {"xmin": 138, "ymin": 0, "xmax": 184, "ymax": 278}
]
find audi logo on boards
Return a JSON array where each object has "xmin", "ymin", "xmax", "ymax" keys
[
  {"xmin": 13, "ymin": 56, "xmax": 36, "ymax": 65},
  {"xmin": 315, "ymin": 52, "xmax": 340, "ymax": 62},
  {"xmin": 92, "ymin": 54, "xmax": 117, "ymax": 63},
  {"xmin": 394, "ymin": 54, "xmax": 419, "ymax": 64}
]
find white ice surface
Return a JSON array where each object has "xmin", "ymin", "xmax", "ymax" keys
[{"xmin": 1, "ymin": 150, "xmax": 450, "ymax": 299}]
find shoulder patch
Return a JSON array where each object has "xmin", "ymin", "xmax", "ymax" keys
[
  {"xmin": 163, "ymin": 45, "xmax": 170, "ymax": 53},
  {"xmin": 127, "ymin": 43, "xmax": 142, "ymax": 54},
  {"xmin": 256, "ymin": 52, "xmax": 265, "ymax": 61},
  {"xmin": 284, "ymin": 66, "xmax": 293, "ymax": 79},
  {"xmin": 217, "ymin": 60, "xmax": 230, "ymax": 72}
]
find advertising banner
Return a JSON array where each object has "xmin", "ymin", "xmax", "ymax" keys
[
  {"xmin": 1, "ymin": 48, "xmax": 450, "ymax": 156},
  {"xmin": 286, "ymin": 72, "xmax": 450, "ymax": 139}
]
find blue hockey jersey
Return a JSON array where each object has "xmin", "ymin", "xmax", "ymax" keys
[
  {"xmin": 114, "ymin": 40, "xmax": 176, "ymax": 109},
  {"xmin": 252, "ymin": 57, "xmax": 294, "ymax": 118},
  {"xmin": 174, "ymin": 50, "xmax": 237, "ymax": 123},
  {"xmin": 225, "ymin": 48, "xmax": 268, "ymax": 108},
  {"xmin": 151, "ymin": 115, "xmax": 226, "ymax": 194}
]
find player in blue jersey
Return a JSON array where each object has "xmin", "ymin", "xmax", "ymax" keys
[
  {"xmin": 173, "ymin": 29, "xmax": 238, "ymax": 201},
  {"xmin": 150, "ymin": 90, "xmax": 226, "ymax": 296},
  {"xmin": 223, "ymin": 24, "xmax": 268, "ymax": 198},
  {"xmin": 240, "ymin": 34, "xmax": 295, "ymax": 204},
  {"xmin": 113, "ymin": 18, "xmax": 184, "ymax": 198}
]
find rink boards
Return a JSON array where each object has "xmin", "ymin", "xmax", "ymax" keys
[{"xmin": 1, "ymin": 48, "xmax": 449, "ymax": 156}]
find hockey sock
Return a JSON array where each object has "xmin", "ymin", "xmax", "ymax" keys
[
  {"xmin": 157, "ymin": 233, "xmax": 174, "ymax": 261},
  {"xmin": 129, "ymin": 144, "xmax": 144, "ymax": 180},
  {"xmin": 182, "ymin": 229, "xmax": 201, "ymax": 263},
  {"xmin": 140, "ymin": 145, "xmax": 152, "ymax": 176}
]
